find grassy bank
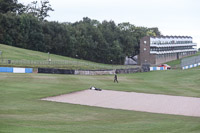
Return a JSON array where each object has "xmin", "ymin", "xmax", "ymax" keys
[
  {"xmin": 1, "ymin": 68, "xmax": 200, "ymax": 132},
  {"xmin": 0, "ymin": 44, "xmax": 137, "ymax": 70}
]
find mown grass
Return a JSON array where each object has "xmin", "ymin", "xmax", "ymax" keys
[
  {"xmin": 1, "ymin": 68, "xmax": 200, "ymax": 133},
  {"xmin": 0, "ymin": 44, "xmax": 137, "ymax": 70}
]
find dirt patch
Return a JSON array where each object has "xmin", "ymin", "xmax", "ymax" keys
[{"xmin": 41, "ymin": 90, "xmax": 200, "ymax": 117}]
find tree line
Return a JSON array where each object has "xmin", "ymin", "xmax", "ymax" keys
[{"xmin": 0, "ymin": 0, "xmax": 161, "ymax": 64}]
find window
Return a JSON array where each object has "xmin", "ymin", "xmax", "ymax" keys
[
  {"xmin": 144, "ymin": 48, "xmax": 146, "ymax": 51},
  {"xmin": 144, "ymin": 41, "xmax": 147, "ymax": 44}
]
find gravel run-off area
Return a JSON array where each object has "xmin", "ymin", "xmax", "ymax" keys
[{"xmin": 41, "ymin": 90, "xmax": 200, "ymax": 117}]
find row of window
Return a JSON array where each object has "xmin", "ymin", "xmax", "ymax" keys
[
  {"xmin": 155, "ymin": 52, "xmax": 195, "ymax": 58},
  {"xmin": 150, "ymin": 46, "xmax": 193, "ymax": 51},
  {"xmin": 150, "ymin": 41, "xmax": 192, "ymax": 45}
]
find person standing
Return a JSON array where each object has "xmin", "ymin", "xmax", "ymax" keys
[{"xmin": 114, "ymin": 74, "xmax": 118, "ymax": 83}]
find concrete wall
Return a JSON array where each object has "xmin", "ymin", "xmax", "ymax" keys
[
  {"xmin": 75, "ymin": 70, "xmax": 115, "ymax": 75},
  {"xmin": 155, "ymin": 54, "xmax": 177, "ymax": 65},
  {"xmin": 155, "ymin": 51, "xmax": 197, "ymax": 65},
  {"xmin": 38, "ymin": 68, "xmax": 142, "ymax": 75},
  {"xmin": 116, "ymin": 68, "xmax": 141, "ymax": 74}
]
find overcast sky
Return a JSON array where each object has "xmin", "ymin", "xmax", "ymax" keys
[{"xmin": 18, "ymin": 0, "xmax": 200, "ymax": 48}]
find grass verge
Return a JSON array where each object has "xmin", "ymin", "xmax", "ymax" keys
[{"xmin": 0, "ymin": 68, "xmax": 200, "ymax": 132}]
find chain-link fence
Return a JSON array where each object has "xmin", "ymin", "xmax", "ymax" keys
[
  {"xmin": 181, "ymin": 55, "xmax": 200, "ymax": 67},
  {"xmin": 0, "ymin": 59, "xmax": 81, "ymax": 65},
  {"xmin": 0, "ymin": 59, "xmax": 139, "ymax": 70}
]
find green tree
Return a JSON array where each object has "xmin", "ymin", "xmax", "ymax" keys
[
  {"xmin": 25, "ymin": 0, "xmax": 54, "ymax": 21},
  {"xmin": 149, "ymin": 27, "xmax": 161, "ymax": 36},
  {"xmin": 0, "ymin": 14, "xmax": 162, "ymax": 65},
  {"xmin": 118, "ymin": 22, "xmax": 137, "ymax": 57},
  {"xmin": 0, "ymin": 0, "xmax": 24, "ymax": 14}
]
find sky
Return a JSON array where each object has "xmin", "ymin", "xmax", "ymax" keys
[{"xmin": 18, "ymin": 0, "xmax": 200, "ymax": 48}]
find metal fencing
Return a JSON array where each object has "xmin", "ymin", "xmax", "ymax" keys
[
  {"xmin": 0, "ymin": 59, "xmax": 139, "ymax": 70},
  {"xmin": 0, "ymin": 59, "xmax": 81, "ymax": 65},
  {"xmin": 181, "ymin": 55, "xmax": 200, "ymax": 68}
]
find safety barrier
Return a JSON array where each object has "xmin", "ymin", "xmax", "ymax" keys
[
  {"xmin": 182, "ymin": 63, "xmax": 200, "ymax": 70},
  {"xmin": 38, "ymin": 68, "xmax": 74, "ymax": 74},
  {"xmin": 38, "ymin": 68, "xmax": 140, "ymax": 75},
  {"xmin": 181, "ymin": 55, "xmax": 200, "ymax": 70},
  {"xmin": 150, "ymin": 67, "xmax": 167, "ymax": 71},
  {"xmin": 0, "ymin": 67, "xmax": 33, "ymax": 73}
]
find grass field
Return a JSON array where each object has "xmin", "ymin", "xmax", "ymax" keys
[
  {"xmin": 0, "ymin": 44, "xmax": 137, "ymax": 70},
  {"xmin": 1, "ymin": 68, "xmax": 200, "ymax": 133}
]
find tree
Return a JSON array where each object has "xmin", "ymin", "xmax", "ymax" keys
[
  {"xmin": 38, "ymin": 0, "xmax": 54, "ymax": 20},
  {"xmin": 148, "ymin": 27, "xmax": 161, "ymax": 36},
  {"xmin": 0, "ymin": 13, "xmax": 161, "ymax": 65},
  {"xmin": 0, "ymin": 0, "xmax": 25, "ymax": 14},
  {"xmin": 25, "ymin": 0, "xmax": 54, "ymax": 21},
  {"xmin": 118, "ymin": 22, "xmax": 137, "ymax": 57}
]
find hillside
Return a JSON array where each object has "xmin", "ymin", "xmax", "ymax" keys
[
  {"xmin": 0, "ymin": 44, "xmax": 138, "ymax": 70},
  {"xmin": 1, "ymin": 44, "xmax": 199, "ymax": 70}
]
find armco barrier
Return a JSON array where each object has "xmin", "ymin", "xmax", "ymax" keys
[
  {"xmin": 182, "ymin": 63, "xmax": 200, "ymax": 70},
  {"xmin": 150, "ymin": 67, "xmax": 167, "ymax": 71},
  {"xmin": 38, "ymin": 68, "xmax": 75, "ymax": 74},
  {"xmin": 0, "ymin": 67, "xmax": 33, "ymax": 73}
]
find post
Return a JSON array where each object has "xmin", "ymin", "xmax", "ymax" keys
[
  {"xmin": 0, "ymin": 51, "xmax": 2, "ymax": 63},
  {"xmin": 48, "ymin": 52, "xmax": 51, "ymax": 64},
  {"xmin": 76, "ymin": 54, "xmax": 78, "ymax": 67},
  {"xmin": 111, "ymin": 60, "xmax": 113, "ymax": 69},
  {"xmin": 48, "ymin": 52, "xmax": 50, "ymax": 61}
]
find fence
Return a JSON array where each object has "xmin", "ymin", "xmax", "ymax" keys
[
  {"xmin": 181, "ymin": 55, "xmax": 200, "ymax": 69},
  {"xmin": 0, "ymin": 59, "xmax": 139, "ymax": 70}
]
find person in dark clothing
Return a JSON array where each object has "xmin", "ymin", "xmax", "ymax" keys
[
  {"xmin": 89, "ymin": 86, "xmax": 102, "ymax": 91},
  {"xmin": 114, "ymin": 74, "xmax": 118, "ymax": 83}
]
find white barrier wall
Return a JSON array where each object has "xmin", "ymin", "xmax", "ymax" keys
[
  {"xmin": 150, "ymin": 67, "xmax": 167, "ymax": 71},
  {"xmin": 182, "ymin": 63, "xmax": 200, "ymax": 70},
  {"xmin": 13, "ymin": 68, "xmax": 26, "ymax": 73}
]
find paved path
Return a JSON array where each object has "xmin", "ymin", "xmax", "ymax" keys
[{"xmin": 42, "ymin": 90, "xmax": 200, "ymax": 117}]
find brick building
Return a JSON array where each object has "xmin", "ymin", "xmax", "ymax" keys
[{"xmin": 139, "ymin": 36, "xmax": 197, "ymax": 65}]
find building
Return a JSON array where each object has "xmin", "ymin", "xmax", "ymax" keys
[{"xmin": 139, "ymin": 36, "xmax": 197, "ymax": 65}]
